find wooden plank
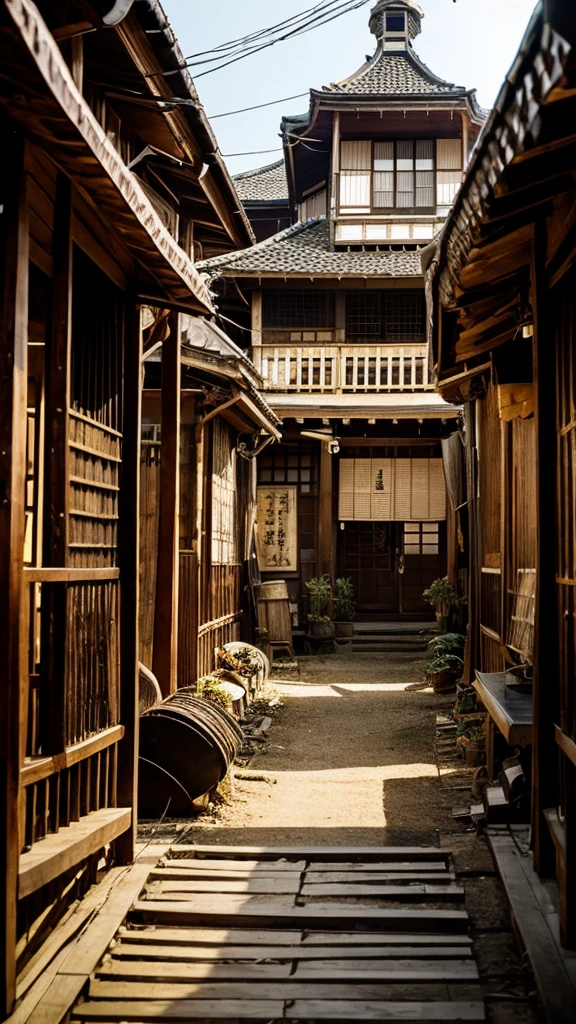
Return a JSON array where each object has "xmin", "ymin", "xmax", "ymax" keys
[
  {"xmin": 305, "ymin": 862, "xmax": 450, "ymax": 873},
  {"xmin": 111, "ymin": 943, "xmax": 473, "ymax": 964},
  {"xmin": 101, "ymin": 963, "xmax": 294, "ymax": 981},
  {"xmin": 21, "ymin": 726, "xmax": 125, "ymax": 786},
  {"xmin": 72, "ymin": 999, "xmax": 284, "ymax": 1021},
  {"xmin": 295, "ymin": 960, "xmax": 477, "ymax": 977},
  {"xmin": 88, "ymin": 978, "xmax": 479, "ymax": 1001},
  {"xmin": 119, "ymin": 927, "xmax": 472, "ymax": 948},
  {"xmin": 117, "ymin": 926, "xmax": 303, "ymax": 946},
  {"xmin": 72, "ymin": 998, "xmax": 484, "ymax": 1021},
  {"xmin": 22, "ymin": 567, "xmax": 120, "ymax": 582},
  {"xmin": 18, "ymin": 807, "xmax": 131, "ymax": 899},
  {"xmin": 284, "ymin": 1001, "xmax": 484, "ymax": 1021},
  {"xmin": 300, "ymin": 884, "xmax": 464, "ymax": 900},
  {"xmin": 150, "ymin": 869, "xmax": 303, "ymax": 883},
  {"xmin": 160, "ymin": 859, "xmax": 307, "ymax": 872},
  {"xmin": 153, "ymin": 316, "xmax": 180, "ymax": 697},
  {"xmin": 42, "ymin": 171, "xmax": 72, "ymax": 756},
  {"xmin": 489, "ymin": 832, "xmax": 576, "ymax": 1023},
  {"xmin": 147, "ymin": 878, "xmax": 301, "ymax": 896},
  {"xmin": 170, "ymin": 845, "xmax": 448, "ymax": 861},
  {"xmin": 115, "ymin": 300, "xmax": 142, "ymax": 865},
  {"xmin": 301, "ymin": 932, "xmax": 472, "ymax": 947},
  {"xmin": 0, "ymin": 123, "xmax": 29, "ymax": 1019},
  {"xmin": 303, "ymin": 872, "xmax": 454, "ymax": 884},
  {"xmin": 26, "ymin": 975, "xmax": 86, "ymax": 1024},
  {"xmin": 130, "ymin": 900, "xmax": 469, "ymax": 931},
  {"xmin": 317, "ymin": 441, "xmax": 334, "ymax": 578}
]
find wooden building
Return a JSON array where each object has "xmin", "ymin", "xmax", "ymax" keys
[
  {"xmin": 426, "ymin": 0, "xmax": 576, "ymax": 958},
  {"xmin": 200, "ymin": 0, "xmax": 485, "ymax": 624},
  {"xmin": 0, "ymin": 0, "xmax": 269, "ymax": 1015}
]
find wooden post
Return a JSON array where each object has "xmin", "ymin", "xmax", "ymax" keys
[
  {"xmin": 0, "ymin": 123, "xmax": 29, "ymax": 1019},
  {"xmin": 115, "ymin": 300, "xmax": 142, "ymax": 865},
  {"xmin": 42, "ymin": 172, "xmax": 72, "ymax": 756},
  {"xmin": 153, "ymin": 314, "xmax": 180, "ymax": 696},
  {"xmin": 531, "ymin": 219, "xmax": 558, "ymax": 877},
  {"xmin": 317, "ymin": 442, "xmax": 334, "ymax": 579}
]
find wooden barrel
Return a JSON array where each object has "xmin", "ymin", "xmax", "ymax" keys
[{"xmin": 255, "ymin": 580, "xmax": 292, "ymax": 644}]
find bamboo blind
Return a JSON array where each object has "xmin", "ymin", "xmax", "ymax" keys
[
  {"xmin": 211, "ymin": 418, "xmax": 238, "ymax": 565},
  {"xmin": 338, "ymin": 458, "xmax": 446, "ymax": 521}
]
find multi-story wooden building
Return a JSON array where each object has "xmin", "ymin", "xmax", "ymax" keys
[
  {"xmin": 0, "ymin": 0, "xmax": 278, "ymax": 1015},
  {"xmin": 201, "ymin": 0, "xmax": 485, "ymax": 623},
  {"xmin": 426, "ymin": 0, "xmax": 576, "ymax": 981}
]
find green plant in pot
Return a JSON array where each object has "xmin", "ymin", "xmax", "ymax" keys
[
  {"xmin": 422, "ymin": 577, "xmax": 459, "ymax": 632},
  {"xmin": 425, "ymin": 653, "xmax": 463, "ymax": 694},
  {"xmin": 427, "ymin": 632, "xmax": 466, "ymax": 659},
  {"xmin": 306, "ymin": 574, "xmax": 334, "ymax": 637},
  {"xmin": 456, "ymin": 717, "xmax": 486, "ymax": 767},
  {"xmin": 333, "ymin": 577, "xmax": 356, "ymax": 638}
]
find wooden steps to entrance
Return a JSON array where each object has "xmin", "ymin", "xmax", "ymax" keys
[{"xmin": 70, "ymin": 844, "xmax": 485, "ymax": 1022}]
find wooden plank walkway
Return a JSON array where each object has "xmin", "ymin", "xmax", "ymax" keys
[{"xmin": 69, "ymin": 844, "xmax": 485, "ymax": 1022}]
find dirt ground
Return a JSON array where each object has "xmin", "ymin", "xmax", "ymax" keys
[{"xmin": 191, "ymin": 651, "xmax": 454, "ymax": 847}]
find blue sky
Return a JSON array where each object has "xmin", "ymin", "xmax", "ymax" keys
[{"xmin": 161, "ymin": 0, "xmax": 537, "ymax": 176}]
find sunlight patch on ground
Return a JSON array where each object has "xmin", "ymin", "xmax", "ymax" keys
[{"xmin": 268, "ymin": 681, "xmax": 423, "ymax": 697}]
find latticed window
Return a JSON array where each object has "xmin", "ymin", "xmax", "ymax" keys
[
  {"xmin": 346, "ymin": 290, "xmax": 426, "ymax": 344},
  {"xmin": 263, "ymin": 291, "xmax": 333, "ymax": 329},
  {"xmin": 211, "ymin": 419, "xmax": 238, "ymax": 564},
  {"xmin": 339, "ymin": 139, "xmax": 460, "ymax": 212},
  {"xmin": 258, "ymin": 444, "xmax": 316, "ymax": 495}
]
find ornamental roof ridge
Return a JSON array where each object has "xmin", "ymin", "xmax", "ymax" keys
[{"xmin": 324, "ymin": 43, "xmax": 467, "ymax": 98}]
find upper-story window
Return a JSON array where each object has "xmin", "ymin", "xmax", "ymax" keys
[
  {"xmin": 263, "ymin": 291, "xmax": 334, "ymax": 329},
  {"xmin": 339, "ymin": 139, "xmax": 461, "ymax": 214},
  {"xmin": 386, "ymin": 12, "xmax": 406, "ymax": 32}
]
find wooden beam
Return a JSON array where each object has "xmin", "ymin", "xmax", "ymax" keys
[
  {"xmin": 153, "ymin": 315, "xmax": 181, "ymax": 696},
  {"xmin": 42, "ymin": 172, "xmax": 72, "ymax": 756},
  {"xmin": 18, "ymin": 807, "xmax": 132, "ymax": 900},
  {"xmin": 116, "ymin": 300, "xmax": 142, "ymax": 864},
  {"xmin": 531, "ymin": 219, "xmax": 559, "ymax": 884},
  {"xmin": 0, "ymin": 121, "xmax": 29, "ymax": 1019},
  {"xmin": 317, "ymin": 443, "xmax": 334, "ymax": 579}
]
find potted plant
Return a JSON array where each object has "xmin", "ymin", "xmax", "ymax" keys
[
  {"xmin": 425, "ymin": 653, "xmax": 463, "ymax": 694},
  {"xmin": 422, "ymin": 577, "xmax": 459, "ymax": 632},
  {"xmin": 427, "ymin": 632, "xmax": 466, "ymax": 659},
  {"xmin": 333, "ymin": 577, "xmax": 356, "ymax": 638},
  {"xmin": 456, "ymin": 718, "xmax": 486, "ymax": 766},
  {"xmin": 305, "ymin": 575, "xmax": 334, "ymax": 637}
]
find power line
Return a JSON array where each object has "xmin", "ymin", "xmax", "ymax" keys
[
  {"xmin": 209, "ymin": 92, "xmax": 309, "ymax": 119},
  {"xmin": 222, "ymin": 147, "xmax": 284, "ymax": 157}
]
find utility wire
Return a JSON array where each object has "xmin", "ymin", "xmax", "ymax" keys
[
  {"xmin": 145, "ymin": 0, "xmax": 372, "ymax": 79},
  {"xmin": 222, "ymin": 147, "xmax": 284, "ymax": 157},
  {"xmin": 209, "ymin": 91, "xmax": 309, "ymax": 119}
]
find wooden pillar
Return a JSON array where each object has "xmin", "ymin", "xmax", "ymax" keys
[
  {"xmin": 42, "ymin": 172, "xmax": 72, "ymax": 755},
  {"xmin": 115, "ymin": 300, "xmax": 142, "ymax": 864},
  {"xmin": 531, "ymin": 219, "xmax": 558, "ymax": 877},
  {"xmin": 0, "ymin": 123, "xmax": 29, "ymax": 1019},
  {"xmin": 153, "ymin": 314, "xmax": 180, "ymax": 696},
  {"xmin": 317, "ymin": 442, "xmax": 334, "ymax": 579}
]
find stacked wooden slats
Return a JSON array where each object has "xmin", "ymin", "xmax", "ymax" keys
[{"xmin": 71, "ymin": 844, "xmax": 485, "ymax": 1022}]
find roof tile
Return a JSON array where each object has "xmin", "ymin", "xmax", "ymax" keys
[
  {"xmin": 233, "ymin": 160, "xmax": 289, "ymax": 202},
  {"xmin": 198, "ymin": 218, "xmax": 423, "ymax": 279}
]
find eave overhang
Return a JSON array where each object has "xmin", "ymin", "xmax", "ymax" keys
[
  {"xmin": 428, "ymin": 3, "xmax": 575, "ymax": 378},
  {"xmin": 265, "ymin": 392, "xmax": 459, "ymax": 420},
  {"xmin": 1, "ymin": 0, "xmax": 213, "ymax": 314}
]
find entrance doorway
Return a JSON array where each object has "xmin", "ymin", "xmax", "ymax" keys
[{"xmin": 338, "ymin": 520, "xmax": 445, "ymax": 617}]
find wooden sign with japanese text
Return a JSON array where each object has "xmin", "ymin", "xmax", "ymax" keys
[{"xmin": 256, "ymin": 486, "xmax": 298, "ymax": 572}]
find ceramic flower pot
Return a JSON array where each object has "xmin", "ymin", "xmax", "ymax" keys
[{"xmin": 334, "ymin": 622, "xmax": 354, "ymax": 638}]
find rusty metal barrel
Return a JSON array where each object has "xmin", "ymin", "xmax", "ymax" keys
[{"xmin": 138, "ymin": 693, "xmax": 243, "ymax": 818}]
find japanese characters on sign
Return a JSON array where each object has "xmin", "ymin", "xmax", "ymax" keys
[{"xmin": 256, "ymin": 486, "xmax": 298, "ymax": 572}]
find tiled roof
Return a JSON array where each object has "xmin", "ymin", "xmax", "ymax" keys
[
  {"xmin": 233, "ymin": 160, "xmax": 289, "ymax": 202},
  {"xmin": 198, "ymin": 218, "xmax": 423, "ymax": 279},
  {"xmin": 325, "ymin": 46, "xmax": 467, "ymax": 97}
]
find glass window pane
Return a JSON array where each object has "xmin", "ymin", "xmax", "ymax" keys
[
  {"xmin": 416, "ymin": 159, "xmax": 434, "ymax": 170},
  {"xmin": 416, "ymin": 140, "xmax": 434, "ymax": 161},
  {"xmin": 423, "ymin": 522, "xmax": 439, "ymax": 532},
  {"xmin": 397, "ymin": 140, "xmax": 413, "ymax": 161},
  {"xmin": 273, "ymin": 469, "xmax": 285, "ymax": 482},
  {"xmin": 405, "ymin": 544, "xmax": 420, "ymax": 554},
  {"xmin": 374, "ymin": 142, "xmax": 394, "ymax": 170},
  {"xmin": 397, "ymin": 159, "xmax": 414, "ymax": 171},
  {"xmin": 423, "ymin": 543, "xmax": 439, "ymax": 554},
  {"xmin": 404, "ymin": 522, "xmax": 420, "ymax": 533}
]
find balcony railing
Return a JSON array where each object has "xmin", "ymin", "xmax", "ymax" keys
[{"xmin": 254, "ymin": 343, "xmax": 431, "ymax": 393}]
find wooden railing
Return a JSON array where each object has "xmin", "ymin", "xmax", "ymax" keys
[{"xmin": 254, "ymin": 343, "xmax": 431, "ymax": 393}]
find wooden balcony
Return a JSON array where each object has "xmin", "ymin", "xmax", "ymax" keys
[{"xmin": 254, "ymin": 342, "xmax": 431, "ymax": 393}]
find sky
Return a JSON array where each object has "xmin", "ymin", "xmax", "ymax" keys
[{"xmin": 161, "ymin": 0, "xmax": 537, "ymax": 177}]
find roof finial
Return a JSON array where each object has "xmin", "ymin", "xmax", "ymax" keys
[{"xmin": 369, "ymin": 1, "xmax": 424, "ymax": 50}]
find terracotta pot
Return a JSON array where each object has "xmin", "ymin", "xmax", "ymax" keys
[
  {"xmin": 310, "ymin": 621, "xmax": 335, "ymax": 638},
  {"xmin": 334, "ymin": 621, "xmax": 354, "ymax": 638},
  {"xmin": 429, "ymin": 669, "xmax": 458, "ymax": 694}
]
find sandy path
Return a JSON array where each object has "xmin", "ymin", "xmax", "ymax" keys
[{"xmin": 182, "ymin": 651, "xmax": 456, "ymax": 847}]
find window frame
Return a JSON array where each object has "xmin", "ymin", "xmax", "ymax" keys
[{"xmin": 339, "ymin": 139, "xmax": 437, "ymax": 215}]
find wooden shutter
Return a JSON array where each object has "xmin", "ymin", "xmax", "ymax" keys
[
  {"xmin": 354, "ymin": 459, "xmax": 372, "ymax": 519},
  {"xmin": 340, "ymin": 141, "xmax": 371, "ymax": 210},
  {"xmin": 338, "ymin": 460, "xmax": 355, "ymax": 519}
]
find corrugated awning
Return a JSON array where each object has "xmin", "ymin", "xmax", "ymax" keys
[{"xmin": 1, "ymin": 0, "xmax": 213, "ymax": 314}]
